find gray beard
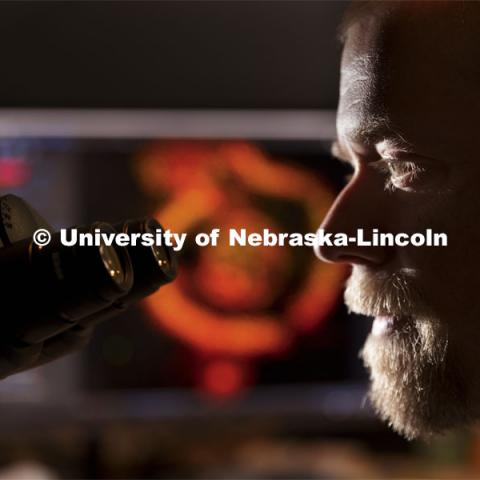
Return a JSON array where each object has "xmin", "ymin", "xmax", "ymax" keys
[{"xmin": 360, "ymin": 317, "xmax": 471, "ymax": 440}]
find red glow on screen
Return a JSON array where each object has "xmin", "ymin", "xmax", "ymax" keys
[
  {"xmin": 201, "ymin": 360, "xmax": 247, "ymax": 398},
  {"xmin": 0, "ymin": 157, "xmax": 31, "ymax": 187},
  {"xmin": 136, "ymin": 141, "xmax": 347, "ymax": 393}
]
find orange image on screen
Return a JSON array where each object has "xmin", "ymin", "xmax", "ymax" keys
[{"xmin": 135, "ymin": 141, "xmax": 347, "ymax": 397}]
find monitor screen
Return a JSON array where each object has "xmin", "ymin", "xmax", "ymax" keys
[{"xmin": 0, "ymin": 111, "xmax": 369, "ymax": 411}]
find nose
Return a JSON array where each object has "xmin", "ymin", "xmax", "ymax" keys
[{"xmin": 316, "ymin": 175, "xmax": 392, "ymax": 266}]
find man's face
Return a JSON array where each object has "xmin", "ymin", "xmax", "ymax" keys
[{"xmin": 318, "ymin": 3, "xmax": 480, "ymax": 440}]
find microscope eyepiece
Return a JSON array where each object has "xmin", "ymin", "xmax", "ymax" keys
[
  {"xmin": 0, "ymin": 194, "xmax": 178, "ymax": 344},
  {"xmin": 99, "ymin": 242, "xmax": 125, "ymax": 285},
  {"xmin": 114, "ymin": 217, "xmax": 178, "ymax": 303},
  {"xmin": 0, "ymin": 222, "xmax": 134, "ymax": 343}
]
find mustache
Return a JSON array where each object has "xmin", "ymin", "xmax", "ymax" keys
[{"xmin": 344, "ymin": 267, "xmax": 428, "ymax": 318}]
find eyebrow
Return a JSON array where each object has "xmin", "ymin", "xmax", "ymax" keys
[
  {"xmin": 349, "ymin": 116, "xmax": 412, "ymax": 145},
  {"xmin": 332, "ymin": 117, "xmax": 415, "ymax": 162}
]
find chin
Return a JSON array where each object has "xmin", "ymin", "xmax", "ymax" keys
[
  {"xmin": 360, "ymin": 315, "xmax": 472, "ymax": 440},
  {"xmin": 343, "ymin": 266, "xmax": 480, "ymax": 439}
]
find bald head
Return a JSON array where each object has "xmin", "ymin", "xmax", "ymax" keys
[
  {"xmin": 340, "ymin": 1, "xmax": 480, "ymax": 85},
  {"xmin": 337, "ymin": 0, "xmax": 480, "ymax": 163},
  {"xmin": 340, "ymin": 1, "xmax": 475, "ymax": 42}
]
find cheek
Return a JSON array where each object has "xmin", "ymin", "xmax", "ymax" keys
[{"xmin": 399, "ymin": 190, "xmax": 480, "ymax": 322}]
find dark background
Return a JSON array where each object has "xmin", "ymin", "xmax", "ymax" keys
[{"xmin": 0, "ymin": 1, "xmax": 346, "ymax": 109}]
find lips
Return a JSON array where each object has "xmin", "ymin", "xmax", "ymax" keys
[{"xmin": 372, "ymin": 315, "xmax": 409, "ymax": 336}]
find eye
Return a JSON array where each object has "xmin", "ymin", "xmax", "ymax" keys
[
  {"xmin": 371, "ymin": 157, "xmax": 432, "ymax": 192},
  {"xmin": 386, "ymin": 160, "xmax": 427, "ymax": 190}
]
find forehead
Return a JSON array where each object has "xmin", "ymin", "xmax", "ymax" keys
[{"xmin": 338, "ymin": 3, "xmax": 480, "ymax": 159}]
